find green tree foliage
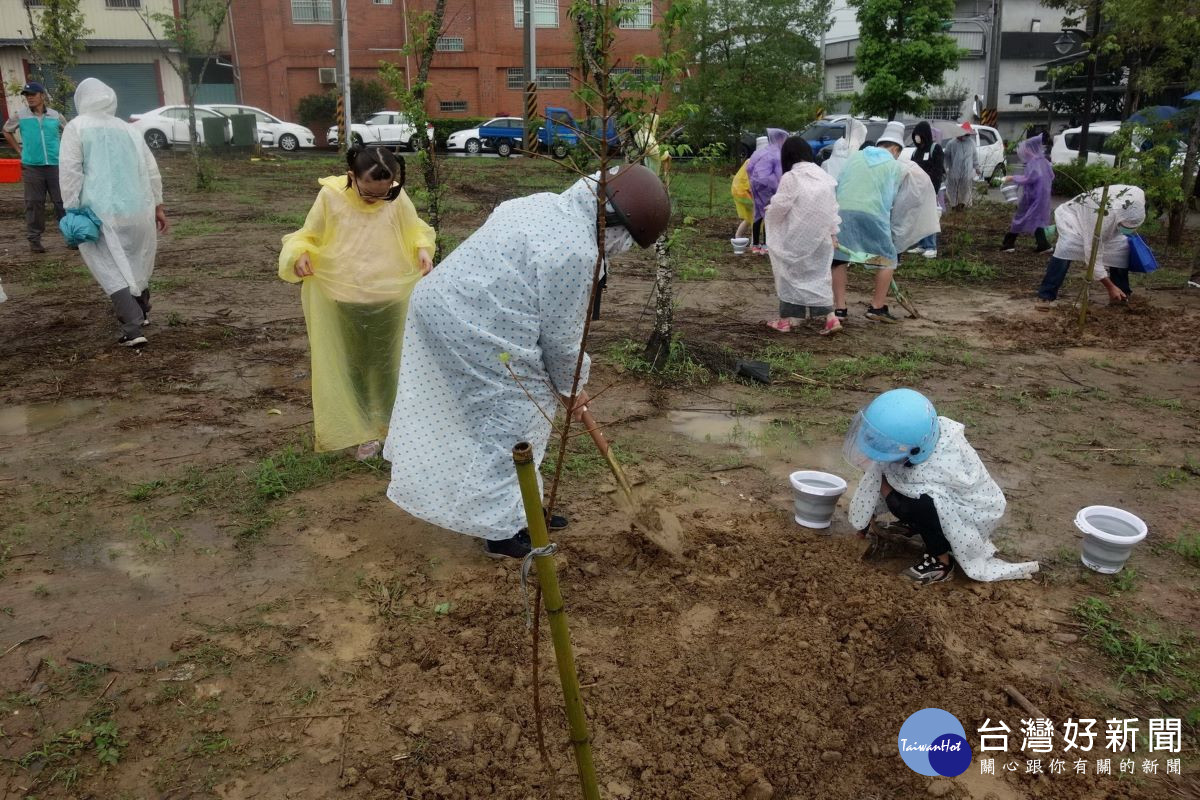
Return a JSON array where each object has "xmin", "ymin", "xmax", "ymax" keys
[
  {"xmin": 21, "ymin": 0, "xmax": 92, "ymax": 115},
  {"xmin": 849, "ymin": 0, "xmax": 961, "ymax": 120},
  {"xmin": 681, "ymin": 0, "xmax": 826, "ymax": 154},
  {"xmin": 296, "ymin": 79, "xmax": 391, "ymax": 132}
]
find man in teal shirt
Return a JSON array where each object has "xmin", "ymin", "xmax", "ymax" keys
[{"xmin": 3, "ymin": 82, "xmax": 66, "ymax": 253}]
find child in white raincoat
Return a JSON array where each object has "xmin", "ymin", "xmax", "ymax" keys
[
  {"xmin": 764, "ymin": 136, "xmax": 842, "ymax": 335},
  {"xmin": 58, "ymin": 78, "xmax": 168, "ymax": 347},
  {"xmin": 845, "ymin": 388, "xmax": 1039, "ymax": 584},
  {"xmin": 280, "ymin": 146, "xmax": 435, "ymax": 459},
  {"xmin": 1035, "ymin": 185, "xmax": 1145, "ymax": 308}
]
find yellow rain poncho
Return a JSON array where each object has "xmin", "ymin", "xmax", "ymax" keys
[
  {"xmin": 731, "ymin": 161, "xmax": 754, "ymax": 224},
  {"xmin": 279, "ymin": 175, "xmax": 436, "ymax": 452}
]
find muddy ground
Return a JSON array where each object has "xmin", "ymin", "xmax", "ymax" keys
[{"xmin": 1, "ymin": 153, "xmax": 1198, "ymax": 800}]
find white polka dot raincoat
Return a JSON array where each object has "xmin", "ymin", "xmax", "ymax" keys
[
  {"xmin": 848, "ymin": 417, "xmax": 1039, "ymax": 581},
  {"xmin": 383, "ymin": 175, "xmax": 601, "ymax": 540}
]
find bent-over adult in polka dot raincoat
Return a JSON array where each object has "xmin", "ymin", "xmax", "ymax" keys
[{"xmin": 383, "ymin": 173, "xmax": 628, "ymax": 541}]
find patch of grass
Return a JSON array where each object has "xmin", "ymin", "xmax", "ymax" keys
[
  {"xmin": 149, "ymin": 275, "xmax": 190, "ymax": 292},
  {"xmin": 542, "ymin": 445, "xmax": 634, "ymax": 479},
  {"xmin": 69, "ymin": 662, "xmax": 111, "ymax": 695},
  {"xmin": 172, "ymin": 218, "xmax": 222, "ymax": 237},
  {"xmin": 905, "ymin": 256, "xmax": 997, "ymax": 282},
  {"xmin": 190, "ymin": 731, "xmax": 233, "ymax": 756},
  {"xmin": 605, "ymin": 338, "xmax": 709, "ymax": 384},
  {"xmin": 290, "ymin": 687, "xmax": 319, "ymax": 707},
  {"xmin": 34, "ymin": 583, "xmax": 49, "ymax": 598},
  {"xmin": 1133, "ymin": 395, "xmax": 1185, "ymax": 412},
  {"xmin": 27, "ymin": 259, "xmax": 88, "ymax": 289},
  {"xmin": 1170, "ymin": 531, "xmax": 1200, "ymax": 566},
  {"xmin": 259, "ymin": 210, "xmax": 308, "ymax": 228},
  {"xmin": 1156, "ymin": 463, "xmax": 1196, "ymax": 489},
  {"xmin": 755, "ymin": 343, "xmax": 934, "ymax": 384},
  {"xmin": 1111, "ymin": 566, "xmax": 1140, "ymax": 595},
  {"xmin": 18, "ymin": 708, "xmax": 126, "ymax": 781},
  {"xmin": 1072, "ymin": 597, "xmax": 1200, "ymax": 708},
  {"xmin": 128, "ymin": 479, "xmax": 166, "ymax": 501},
  {"xmin": 678, "ymin": 263, "xmax": 718, "ymax": 281}
]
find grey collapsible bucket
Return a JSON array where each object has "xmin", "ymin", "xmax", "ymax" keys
[
  {"xmin": 789, "ymin": 470, "xmax": 848, "ymax": 531},
  {"xmin": 1075, "ymin": 505, "xmax": 1147, "ymax": 574}
]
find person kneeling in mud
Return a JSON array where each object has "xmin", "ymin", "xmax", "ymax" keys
[{"xmin": 844, "ymin": 389, "xmax": 1039, "ymax": 585}]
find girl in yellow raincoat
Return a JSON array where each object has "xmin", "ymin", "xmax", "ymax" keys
[
  {"xmin": 730, "ymin": 160, "xmax": 754, "ymax": 240},
  {"xmin": 279, "ymin": 146, "xmax": 435, "ymax": 459}
]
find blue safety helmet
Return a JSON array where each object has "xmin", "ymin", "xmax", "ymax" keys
[{"xmin": 848, "ymin": 388, "xmax": 941, "ymax": 466}]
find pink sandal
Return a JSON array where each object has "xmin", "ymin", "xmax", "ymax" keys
[{"xmin": 764, "ymin": 319, "xmax": 791, "ymax": 333}]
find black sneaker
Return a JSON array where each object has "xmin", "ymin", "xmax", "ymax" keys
[
  {"xmin": 865, "ymin": 305, "xmax": 899, "ymax": 323},
  {"xmin": 904, "ymin": 553, "xmax": 954, "ymax": 585},
  {"xmin": 485, "ymin": 530, "xmax": 532, "ymax": 560},
  {"xmin": 29, "ymin": 240, "xmax": 46, "ymax": 254},
  {"xmin": 834, "ymin": 308, "xmax": 848, "ymax": 321},
  {"xmin": 546, "ymin": 512, "xmax": 568, "ymax": 531},
  {"xmin": 118, "ymin": 334, "xmax": 148, "ymax": 348}
]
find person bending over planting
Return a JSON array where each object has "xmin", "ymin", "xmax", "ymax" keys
[
  {"xmin": 383, "ymin": 165, "xmax": 670, "ymax": 560},
  {"xmin": 845, "ymin": 388, "xmax": 1039, "ymax": 584}
]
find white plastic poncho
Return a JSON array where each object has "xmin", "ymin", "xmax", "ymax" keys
[
  {"xmin": 1052, "ymin": 185, "xmax": 1146, "ymax": 280},
  {"xmin": 891, "ymin": 159, "xmax": 941, "ymax": 253},
  {"xmin": 848, "ymin": 418, "xmax": 1039, "ymax": 582},
  {"xmin": 942, "ymin": 135, "xmax": 978, "ymax": 208},
  {"xmin": 383, "ymin": 174, "xmax": 604, "ymax": 540},
  {"xmin": 765, "ymin": 162, "xmax": 840, "ymax": 307},
  {"xmin": 822, "ymin": 119, "xmax": 867, "ymax": 181},
  {"xmin": 834, "ymin": 147, "xmax": 903, "ymax": 267},
  {"xmin": 58, "ymin": 78, "xmax": 163, "ymax": 296}
]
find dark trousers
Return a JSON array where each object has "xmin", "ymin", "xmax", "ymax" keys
[
  {"xmin": 1002, "ymin": 228, "xmax": 1050, "ymax": 252},
  {"xmin": 885, "ymin": 491, "xmax": 951, "ymax": 557},
  {"xmin": 23, "ymin": 164, "xmax": 65, "ymax": 244},
  {"xmin": 110, "ymin": 288, "xmax": 151, "ymax": 339},
  {"xmin": 336, "ymin": 301, "xmax": 402, "ymax": 432},
  {"xmin": 1038, "ymin": 256, "xmax": 1132, "ymax": 301},
  {"xmin": 752, "ymin": 218, "xmax": 764, "ymax": 246}
]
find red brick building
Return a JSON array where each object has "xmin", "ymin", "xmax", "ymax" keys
[{"xmin": 229, "ymin": 0, "xmax": 664, "ymax": 128}]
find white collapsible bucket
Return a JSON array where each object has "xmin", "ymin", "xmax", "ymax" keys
[
  {"xmin": 731, "ymin": 237, "xmax": 749, "ymax": 255},
  {"xmin": 1075, "ymin": 505, "xmax": 1147, "ymax": 574},
  {"xmin": 789, "ymin": 470, "xmax": 848, "ymax": 530},
  {"xmin": 1001, "ymin": 183, "xmax": 1020, "ymax": 204}
]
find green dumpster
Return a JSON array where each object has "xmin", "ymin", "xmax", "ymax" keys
[
  {"xmin": 230, "ymin": 114, "xmax": 257, "ymax": 148},
  {"xmin": 201, "ymin": 116, "xmax": 227, "ymax": 150}
]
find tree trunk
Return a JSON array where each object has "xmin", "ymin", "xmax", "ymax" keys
[
  {"xmin": 1169, "ymin": 114, "xmax": 1200, "ymax": 245},
  {"xmin": 644, "ymin": 234, "xmax": 673, "ymax": 371}
]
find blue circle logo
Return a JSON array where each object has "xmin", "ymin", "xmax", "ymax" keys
[{"xmin": 898, "ymin": 708, "xmax": 973, "ymax": 776}]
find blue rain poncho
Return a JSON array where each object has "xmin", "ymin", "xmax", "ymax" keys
[
  {"xmin": 58, "ymin": 78, "xmax": 162, "ymax": 296},
  {"xmin": 834, "ymin": 147, "xmax": 903, "ymax": 267},
  {"xmin": 383, "ymin": 174, "xmax": 612, "ymax": 541}
]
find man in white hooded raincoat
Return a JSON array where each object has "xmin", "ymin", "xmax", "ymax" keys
[
  {"xmin": 59, "ymin": 78, "xmax": 168, "ymax": 347},
  {"xmin": 383, "ymin": 165, "xmax": 670, "ymax": 559}
]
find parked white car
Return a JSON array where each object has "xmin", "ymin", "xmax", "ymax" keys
[
  {"xmin": 198, "ymin": 103, "xmax": 315, "ymax": 151},
  {"xmin": 326, "ymin": 111, "xmax": 416, "ymax": 149},
  {"xmin": 1050, "ymin": 121, "xmax": 1122, "ymax": 166},
  {"xmin": 130, "ymin": 105, "xmax": 231, "ymax": 150},
  {"xmin": 900, "ymin": 121, "xmax": 1007, "ymax": 180},
  {"xmin": 446, "ymin": 116, "xmax": 522, "ymax": 154}
]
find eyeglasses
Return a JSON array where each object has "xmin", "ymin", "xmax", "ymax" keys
[{"xmin": 353, "ymin": 178, "xmax": 394, "ymax": 200}]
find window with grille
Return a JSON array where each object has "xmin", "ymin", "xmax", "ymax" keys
[
  {"xmin": 618, "ymin": 0, "xmax": 652, "ymax": 29},
  {"xmin": 514, "ymin": 0, "xmax": 558, "ymax": 28},
  {"xmin": 105, "ymin": 0, "xmax": 141, "ymax": 7},
  {"xmin": 440, "ymin": 100, "xmax": 468, "ymax": 113},
  {"xmin": 292, "ymin": 0, "xmax": 332, "ymax": 23},
  {"xmin": 834, "ymin": 74, "xmax": 853, "ymax": 92},
  {"xmin": 506, "ymin": 67, "xmax": 573, "ymax": 90},
  {"xmin": 24, "ymin": 0, "xmax": 46, "ymax": 7},
  {"xmin": 373, "ymin": 0, "xmax": 393, "ymax": 4},
  {"xmin": 928, "ymin": 101, "xmax": 963, "ymax": 120},
  {"xmin": 436, "ymin": 36, "xmax": 465, "ymax": 52}
]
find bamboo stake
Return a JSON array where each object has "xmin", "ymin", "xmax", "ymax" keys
[
  {"xmin": 1078, "ymin": 184, "xmax": 1110, "ymax": 333},
  {"xmin": 512, "ymin": 442, "xmax": 600, "ymax": 800}
]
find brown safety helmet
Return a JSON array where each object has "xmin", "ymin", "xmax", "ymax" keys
[{"xmin": 603, "ymin": 164, "xmax": 670, "ymax": 248}]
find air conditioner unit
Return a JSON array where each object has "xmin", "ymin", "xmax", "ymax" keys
[{"xmin": 318, "ymin": 68, "xmax": 337, "ymax": 85}]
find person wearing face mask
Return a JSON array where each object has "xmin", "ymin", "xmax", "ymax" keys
[
  {"xmin": 383, "ymin": 164, "xmax": 670, "ymax": 559},
  {"xmin": 3, "ymin": 82, "xmax": 66, "ymax": 253},
  {"xmin": 1035, "ymin": 185, "xmax": 1146, "ymax": 309},
  {"xmin": 279, "ymin": 144, "xmax": 435, "ymax": 460}
]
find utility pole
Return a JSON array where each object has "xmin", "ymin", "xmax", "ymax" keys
[
  {"xmin": 985, "ymin": 0, "xmax": 1003, "ymax": 118},
  {"xmin": 333, "ymin": 0, "xmax": 352, "ymax": 154},
  {"xmin": 522, "ymin": 0, "xmax": 537, "ymax": 154},
  {"xmin": 1077, "ymin": 0, "xmax": 1100, "ymax": 163}
]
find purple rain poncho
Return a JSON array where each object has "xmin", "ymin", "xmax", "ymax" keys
[
  {"xmin": 747, "ymin": 128, "xmax": 789, "ymax": 220},
  {"xmin": 1009, "ymin": 134, "xmax": 1053, "ymax": 234}
]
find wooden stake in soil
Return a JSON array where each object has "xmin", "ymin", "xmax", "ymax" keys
[
  {"xmin": 1077, "ymin": 183, "xmax": 1110, "ymax": 333},
  {"xmin": 513, "ymin": 442, "xmax": 601, "ymax": 800}
]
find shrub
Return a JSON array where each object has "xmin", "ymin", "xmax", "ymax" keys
[
  {"xmin": 1051, "ymin": 161, "xmax": 1136, "ymax": 199},
  {"xmin": 295, "ymin": 79, "xmax": 392, "ymax": 134}
]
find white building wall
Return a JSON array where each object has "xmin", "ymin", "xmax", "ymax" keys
[{"xmin": 0, "ymin": 0, "xmax": 177, "ymax": 43}]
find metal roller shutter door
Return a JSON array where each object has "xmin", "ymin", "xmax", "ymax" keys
[{"xmin": 64, "ymin": 64, "xmax": 161, "ymax": 120}]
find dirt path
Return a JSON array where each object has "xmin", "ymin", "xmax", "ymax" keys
[{"xmin": 1, "ymin": 154, "xmax": 1197, "ymax": 799}]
